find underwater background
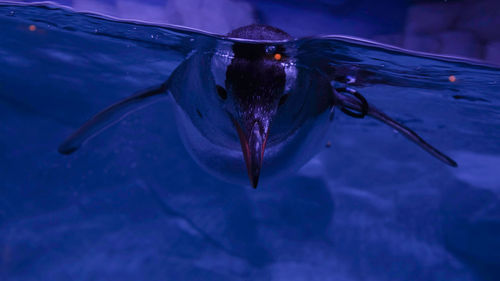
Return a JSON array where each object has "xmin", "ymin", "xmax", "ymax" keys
[{"xmin": 1, "ymin": 0, "xmax": 500, "ymax": 280}]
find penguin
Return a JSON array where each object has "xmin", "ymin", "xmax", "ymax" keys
[{"xmin": 58, "ymin": 24, "xmax": 457, "ymax": 188}]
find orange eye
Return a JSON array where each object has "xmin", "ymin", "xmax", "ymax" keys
[{"xmin": 274, "ymin": 53, "xmax": 282, "ymax": 61}]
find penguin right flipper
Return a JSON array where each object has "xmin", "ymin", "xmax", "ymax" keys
[
  {"xmin": 333, "ymin": 87, "xmax": 458, "ymax": 167},
  {"xmin": 58, "ymin": 83, "xmax": 169, "ymax": 155}
]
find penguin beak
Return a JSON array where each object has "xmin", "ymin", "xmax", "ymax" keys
[{"xmin": 233, "ymin": 118, "xmax": 270, "ymax": 188}]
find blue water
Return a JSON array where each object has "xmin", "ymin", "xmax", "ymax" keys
[{"xmin": 1, "ymin": 2, "xmax": 500, "ymax": 281}]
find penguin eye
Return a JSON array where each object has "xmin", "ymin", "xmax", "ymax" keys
[
  {"xmin": 278, "ymin": 94, "xmax": 288, "ymax": 106},
  {"xmin": 216, "ymin": 85, "xmax": 227, "ymax": 100},
  {"xmin": 266, "ymin": 46, "xmax": 284, "ymax": 61}
]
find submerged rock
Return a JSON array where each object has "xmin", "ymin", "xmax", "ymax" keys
[
  {"xmin": 403, "ymin": 0, "xmax": 500, "ymax": 63},
  {"xmin": 404, "ymin": 34, "xmax": 441, "ymax": 54},
  {"xmin": 372, "ymin": 33, "xmax": 404, "ymax": 47},
  {"xmin": 485, "ymin": 41, "xmax": 500, "ymax": 65},
  {"xmin": 405, "ymin": 3, "xmax": 462, "ymax": 34},
  {"xmin": 164, "ymin": 0, "xmax": 255, "ymax": 34},
  {"xmin": 73, "ymin": 0, "xmax": 256, "ymax": 34},
  {"xmin": 457, "ymin": 0, "xmax": 500, "ymax": 42},
  {"xmin": 439, "ymin": 31, "xmax": 481, "ymax": 59}
]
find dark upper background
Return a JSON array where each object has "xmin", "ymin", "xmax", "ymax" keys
[{"xmin": 13, "ymin": 0, "xmax": 500, "ymax": 62}]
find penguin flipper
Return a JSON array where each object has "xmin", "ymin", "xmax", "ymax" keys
[
  {"xmin": 58, "ymin": 83, "xmax": 168, "ymax": 155},
  {"xmin": 334, "ymin": 88, "xmax": 458, "ymax": 167}
]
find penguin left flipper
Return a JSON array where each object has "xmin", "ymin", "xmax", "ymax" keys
[
  {"xmin": 333, "ymin": 87, "xmax": 458, "ymax": 167},
  {"xmin": 58, "ymin": 83, "xmax": 168, "ymax": 155}
]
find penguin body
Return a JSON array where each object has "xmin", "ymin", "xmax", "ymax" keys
[
  {"xmin": 167, "ymin": 37, "xmax": 333, "ymax": 185},
  {"xmin": 58, "ymin": 24, "xmax": 457, "ymax": 188}
]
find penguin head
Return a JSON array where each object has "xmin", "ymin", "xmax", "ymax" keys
[{"xmin": 216, "ymin": 25, "xmax": 295, "ymax": 187}]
